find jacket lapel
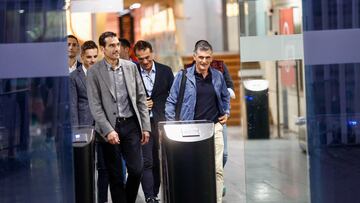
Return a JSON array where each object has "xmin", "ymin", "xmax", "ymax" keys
[
  {"xmin": 99, "ymin": 60, "xmax": 116, "ymax": 99},
  {"xmin": 151, "ymin": 62, "xmax": 161, "ymax": 96},
  {"xmin": 78, "ymin": 67, "xmax": 87, "ymax": 90},
  {"xmin": 186, "ymin": 65, "xmax": 196, "ymax": 87},
  {"xmin": 210, "ymin": 67, "xmax": 221, "ymax": 89},
  {"xmin": 120, "ymin": 61, "xmax": 132, "ymax": 97}
]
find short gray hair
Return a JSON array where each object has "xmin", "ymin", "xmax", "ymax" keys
[{"xmin": 193, "ymin": 40, "xmax": 213, "ymax": 53}]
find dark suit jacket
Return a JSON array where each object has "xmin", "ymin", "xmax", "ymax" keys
[
  {"xmin": 70, "ymin": 65, "xmax": 94, "ymax": 126},
  {"xmin": 87, "ymin": 59, "xmax": 151, "ymax": 140},
  {"xmin": 138, "ymin": 61, "xmax": 174, "ymax": 124}
]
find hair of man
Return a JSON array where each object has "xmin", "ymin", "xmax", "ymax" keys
[
  {"xmin": 98, "ymin": 31, "xmax": 117, "ymax": 47},
  {"xmin": 133, "ymin": 40, "xmax": 153, "ymax": 53},
  {"xmin": 119, "ymin": 38, "xmax": 131, "ymax": 48},
  {"xmin": 193, "ymin": 39, "xmax": 213, "ymax": 53},
  {"xmin": 81, "ymin": 40, "xmax": 98, "ymax": 55},
  {"xmin": 67, "ymin": 34, "xmax": 79, "ymax": 44}
]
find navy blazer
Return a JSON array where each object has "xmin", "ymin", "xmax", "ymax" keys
[
  {"xmin": 138, "ymin": 61, "xmax": 174, "ymax": 124},
  {"xmin": 70, "ymin": 65, "xmax": 94, "ymax": 126}
]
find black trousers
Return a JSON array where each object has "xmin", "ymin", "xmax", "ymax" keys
[
  {"xmin": 100, "ymin": 117, "xmax": 143, "ymax": 203},
  {"xmin": 141, "ymin": 119, "xmax": 161, "ymax": 198},
  {"xmin": 96, "ymin": 142, "xmax": 109, "ymax": 203}
]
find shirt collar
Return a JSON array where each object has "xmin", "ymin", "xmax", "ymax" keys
[
  {"xmin": 105, "ymin": 59, "xmax": 121, "ymax": 71},
  {"xmin": 140, "ymin": 61, "xmax": 156, "ymax": 74},
  {"xmin": 194, "ymin": 68, "xmax": 211, "ymax": 77},
  {"xmin": 82, "ymin": 65, "xmax": 88, "ymax": 75},
  {"xmin": 69, "ymin": 60, "xmax": 77, "ymax": 72},
  {"xmin": 70, "ymin": 60, "xmax": 77, "ymax": 68}
]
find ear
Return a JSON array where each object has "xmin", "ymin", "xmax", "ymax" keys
[
  {"xmin": 193, "ymin": 53, "xmax": 196, "ymax": 61},
  {"xmin": 100, "ymin": 46, "xmax": 105, "ymax": 53}
]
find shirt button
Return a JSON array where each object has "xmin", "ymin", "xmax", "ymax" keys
[{"xmin": 113, "ymin": 112, "xmax": 116, "ymax": 115}]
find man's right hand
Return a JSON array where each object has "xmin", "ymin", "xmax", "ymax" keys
[{"xmin": 107, "ymin": 130, "xmax": 120, "ymax": 145}]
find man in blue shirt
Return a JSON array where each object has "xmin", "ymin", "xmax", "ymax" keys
[
  {"xmin": 165, "ymin": 40, "xmax": 230, "ymax": 203},
  {"xmin": 134, "ymin": 40, "xmax": 174, "ymax": 203}
]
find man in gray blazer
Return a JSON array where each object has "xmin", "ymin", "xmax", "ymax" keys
[{"xmin": 87, "ymin": 31, "xmax": 151, "ymax": 203}]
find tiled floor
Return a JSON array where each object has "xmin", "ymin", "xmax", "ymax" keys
[{"xmin": 113, "ymin": 126, "xmax": 309, "ymax": 203}]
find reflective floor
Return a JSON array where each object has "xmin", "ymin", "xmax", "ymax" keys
[
  {"xmin": 242, "ymin": 133, "xmax": 309, "ymax": 203},
  {"xmin": 117, "ymin": 126, "xmax": 309, "ymax": 203}
]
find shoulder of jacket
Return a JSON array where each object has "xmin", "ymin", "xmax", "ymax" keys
[
  {"xmin": 69, "ymin": 70, "xmax": 77, "ymax": 78},
  {"xmin": 155, "ymin": 61, "xmax": 170, "ymax": 69},
  {"xmin": 120, "ymin": 59, "xmax": 137, "ymax": 67},
  {"xmin": 91, "ymin": 60, "xmax": 106, "ymax": 70},
  {"xmin": 211, "ymin": 67, "xmax": 222, "ymax": 75}
]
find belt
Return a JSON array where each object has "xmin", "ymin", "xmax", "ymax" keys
[{"xmin": 116, "ymin": 116, "xmax": 135, "ymax": 122}]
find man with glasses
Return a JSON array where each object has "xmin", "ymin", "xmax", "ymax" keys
[
  {"xmin": 134, "ymin": 40, "xmax": 174, "ymax": 203},
  {"xmin": 165, "ymin": 40, "xmax": 230, "ymax": 203}
]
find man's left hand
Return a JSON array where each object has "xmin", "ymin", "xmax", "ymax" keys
[
  {"xmin": 146, "ymin": 97, "xmax": 153, "ymax": 110},
  {"xmin": 141, "ymin": 131, "xmax": 150, "ymax": 145},
  {"xmin": 218, "ymin": 114, "xmax": 229, "ymax": 125}
]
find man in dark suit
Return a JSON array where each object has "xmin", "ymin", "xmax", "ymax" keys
[
  {"xmin": 69, "ymin": 41, "xmax": 111, "ymax": 203},
  {"xmin": 87, "ymin": 31, "xmax": 151, "ymax": 203},
  {"xmin": 67, "ymin": 35, "xmax": 82, "ymax": 73},
  {"xmin": 70, "ymin": 40, "xmax": 98, "ymax": 126},
  {"xmin": 134, "ymin": 40, "xmax": 174, "ymax": 203}
]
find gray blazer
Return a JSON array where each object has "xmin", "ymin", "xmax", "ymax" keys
[
  {"xmin": 70, "ymin": 66, "xmax": 93, "ymax": 126},
  {"xmin": 87, "ymin": 59, "xmax": 151, "ymax": 140}
]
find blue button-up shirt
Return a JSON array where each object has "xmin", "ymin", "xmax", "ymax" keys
[{"xmin": 140, "ymin": 62, "xmax": 156, "ymax": 117}]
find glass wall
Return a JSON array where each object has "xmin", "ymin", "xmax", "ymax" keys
[
  {"xmin": 239, "ymin": 0, "xmax": 360, "ymax": 202},
  {"xmin": 0, "ymin": 1, "xmax": 74, "ymax": 202},
  {"xmin": 238, "ymin": 0, "xmax": 309, "ymax": 202},
  {"xmin": 303, "ymin": 0, "xmax": 360, "ymax": 202}
]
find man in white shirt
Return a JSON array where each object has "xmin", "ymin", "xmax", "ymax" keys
[{"xmin": 67, "ymin": 35, "xmax": 81, "ymax": 73}]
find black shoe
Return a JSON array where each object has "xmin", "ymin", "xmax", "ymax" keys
[{"xmin": 146, "ymin": 197, "xmax": 159, "ymax": 203}]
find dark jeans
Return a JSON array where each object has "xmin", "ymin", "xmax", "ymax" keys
[
  {"xmin": 101, "ymin": 117, "xmax": 143, "ymax": 203},
  {"xmin": 141, "ymin": 119, "xmax": 161, "ymax": 198}
]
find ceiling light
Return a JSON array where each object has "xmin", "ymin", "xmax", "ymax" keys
[{"xmin": 129, "ymin": 3, "xmax": 141, "ymax": 10}]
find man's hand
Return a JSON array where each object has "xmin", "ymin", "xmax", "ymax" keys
[
  {"xmin": 107, "ymin": 130, "xmax": 120, "ymax": 145},
  {"xmin": 146, "ymin": 97, "xmax": 153, "ymax": 110},
  {"xmin": 141, "ymin": 131, "xmax": 150, "ymax": 145},
  {"xmin": 218, "ymin": 114, "xmax": 229, "ymax": 125}
]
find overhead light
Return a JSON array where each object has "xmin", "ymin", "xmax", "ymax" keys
[
  {"xmin": 129, "ymin": 3, "xmax": 141, "ymax": 10},
  {"xmin": 71, "ymin": 0, "xmax": 123, "ymax": 13}
]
